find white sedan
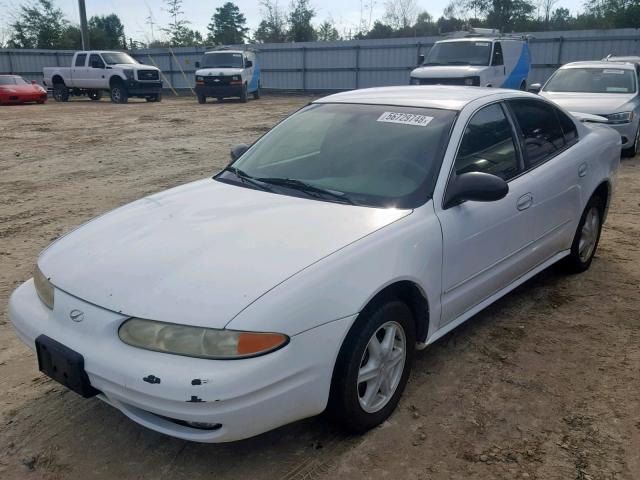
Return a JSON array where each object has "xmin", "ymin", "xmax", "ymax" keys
[{"xmin": 8, "ymin": 86, "xmax": 620, "ymax": 443}]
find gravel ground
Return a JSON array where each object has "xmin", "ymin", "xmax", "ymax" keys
[{"xmin": 0, "ymin": 95, "xmax": 638, "ymax": 480}]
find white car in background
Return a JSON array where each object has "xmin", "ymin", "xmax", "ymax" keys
[
  {"xmin": 9, "ymin": 86, "xmax": 619, "ymax": 443},
  {"xmin": 532, "ymin": 61, "xmax": 640, "ymax": 156}
]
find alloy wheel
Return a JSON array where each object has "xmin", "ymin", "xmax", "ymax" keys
[{"xmin": 578, "ymin": 206, "xmax": 600, "ymax": 262}]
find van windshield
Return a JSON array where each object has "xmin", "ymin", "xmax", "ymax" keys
[
  {"xmin": 424, "ymin": 41, "xmax": 492, "ymax": 66},
  {"xmin": 543, "ymin": 67, "xmax": 637, "ymax": 94},
  {"xmin": 202, "ymin": 52, "xmax": 244, "ymax": 68},
  {"xmin": 216, "ymin": 103, "xmax": 457, "ymax": 208}
]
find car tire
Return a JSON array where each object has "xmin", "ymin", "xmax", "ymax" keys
[
  {"xmin": 328, "ymin": 298, "xmax": 415, "ymax": 433},
  {"xmin": 110, "ymin": 83, "xmax": 129, "ymax": 104},
  {"xmin": 217, "ymin": 97, "xmax": 224, "ymax": 103},
  {"xmin": 519, "ymin": 80, "xmax": 527, "ymax": 91},
  {"xmin": 197, "ymin": 94, "xmax": 206, "ymax": 104},
  {"xmin": 146, "ymin": 93, "xmax": 161, "ymax": 102},
  {"xmin": 253, "ymin": 85, "xmax": 261, "ymax": 100},
  {"xmin": 240, "ymin": 84, "xmax": 248, "ymax": 103},
  {"xmin": 561, "ymin": 195, "xmax": 604, "ymax": 273},
  {"xmin": 622, "ymin": 125, "xmax": 639, "ymax": 157},
  {"xmin": 88, "ymin": 90, "xmax": 102, "ymax": 101},
  {"xmin": 53, "ymin": 83, "xmax": 69, "ymax": 102}
]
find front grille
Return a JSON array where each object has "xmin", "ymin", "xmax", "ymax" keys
[
  {"xmin": 138, "ymin": 70, "xmax": 159, "ymax": 81},
  {"xmin": 204, "ymin": 75, "xmax": 232, "ymax": 86},
  {"xmin": 414, "ymin": 77, "xmax": 479, "ymax": 86}
]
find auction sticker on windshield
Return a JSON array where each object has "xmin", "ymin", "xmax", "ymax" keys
[{"xmin": 377, "ymin": 112, "xmax": 434, "ymax": 127}]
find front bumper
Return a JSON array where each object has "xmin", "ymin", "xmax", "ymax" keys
[
  {"xmin": 195, "ymin": 84, "xmax": 243, "ymax": 98},
  {"xmin": 8, "ymin": 280, "xmax": 354, "ymax": 442},
  {"xmin": 0, "ymin": 92, "xmax": 47, "ymax": 104},
  {"xmin": 126, "ymin": 80, "xmax": 162, "ymax": 95},
  {"xmin": 607, "ymin": 121, "xmax": 637, "ymax": 147}
]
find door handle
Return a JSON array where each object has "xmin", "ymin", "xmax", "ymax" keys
[
  {"xmin": 517, "ymin": 193, "xmax": 533, "ymax": 211},
  {"xmin": 578, "ymin": 163, "xmax": 588, "ymax": 177}
]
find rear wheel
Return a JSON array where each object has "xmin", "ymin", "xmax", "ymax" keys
[
  {"xmin": 110, "ymin": 82, "xmax": 128, "ymax": 104},
  {"xmin": 197, "ymin": 94, "xmax": 206, "ymax": 104},
  {"xmin": 217, "ymin": 97, "xmax": 224, "ymax": 103},
  {"xmin": 88, "ymin": 90, "xmax": 102, "ymax": 101},
  {"xmin": 53, "ymin": 83, "xmax": 69, "ymax": 102},
  {"xmin": 253, "ymin": 84, "xmax": 261, "ymax": 100},
  {"xmin": 146, "ymin": 93, "xmax": 161, "ymax": 102},
  {"xmin": 240, "ymin": 84, "xmax": 248, "ymax": 103},
  {"xmin": 561, "ymin": 196, "xmax": 604, "ymax": 273},
  {"xmin": 519, "ymin": 80, "xmax": 527, "ymax": 91},
  {"xmin": 328, "ymin": 298, "xmax": 415, "ymax": 433}
]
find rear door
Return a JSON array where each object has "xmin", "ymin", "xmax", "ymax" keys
[
  {"xmin": 71, "ymin": 53, "xmax": 88, "ymax": 86},
  {"xmin": 505, "ymin": 99, "xmax": 582, "ymax": 264},
  {"xmin": 436, "ymin": 101, "xmax": 536, "ymax": 326}
]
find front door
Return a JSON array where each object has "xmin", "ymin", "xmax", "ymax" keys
[
  {"xmin": 86, "ymin": 54, "xmax": 106, "ymax": 89},
  {"xmin": 435, "ymin": 102, "xmax": 536, "ymax": 325}
]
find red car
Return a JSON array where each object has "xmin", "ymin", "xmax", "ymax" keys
[{"xmin": 0, "ymin": 75, "xmax": 48, "ymax": 105}]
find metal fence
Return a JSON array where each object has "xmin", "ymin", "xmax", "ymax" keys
[{"xmin": 1, "ymin": 28, "xmax": 639, "ymax": 92}]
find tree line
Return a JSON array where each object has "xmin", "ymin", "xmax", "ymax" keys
[{"xmin": 3, "ymin": 0, "xmax": 640, "ymax": 50}]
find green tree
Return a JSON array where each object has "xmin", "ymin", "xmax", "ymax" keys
[
  {"xmin": 8, "ymin": 0, "xmax": 68, "ymax": 48},
  {"xmin": 317, "ymin": 20, "xmax": 340, "ymax": 41},
  {"xmin": 89, "ymin": 14, "xmax": 126, "ymax": 49},
  {"xmin": 162, "ymin": 0, "xmax": 202, "ymax": 46},
  {"xmin": 254, "ymin": 0, "xmax": 288, "ymax": 43},
  {"xmin": 363, "ymin": 20, "xmax": 394, "ymax": 39},
  {"xmin": 207, "ymin": 2, "xmax": 249, "ymax": 45},
  {"xmin": 288, "ymin": 0, "xmax": 316, "ymax": 42}
]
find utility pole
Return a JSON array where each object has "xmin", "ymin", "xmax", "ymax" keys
[{"xmin": 78, "ymin": 0, "xmax": 90, "ymax": 50}]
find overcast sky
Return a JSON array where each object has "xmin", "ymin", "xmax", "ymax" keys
[{"xmin": 2, "ymin": 0, "xmax": 586, "ymax": 43}]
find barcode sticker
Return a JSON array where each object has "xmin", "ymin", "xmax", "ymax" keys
[
  {"xmin": 603, "ymin": 69, "xmax": 625, "ymax": 74},
  {"xmin": 377, "ymin": 112, "xmax": 434, "ymax": 127},
  {"xmin": 475, "ymin": 42, "xmax": 490, "ymax": 46}
]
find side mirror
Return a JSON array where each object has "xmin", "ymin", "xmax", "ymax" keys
[
  {"xmin": 443, "ymin": 172, "xmax": 508, "ymax": 209},
  {"xmin": 418, "ymin": 54, "xmax": 425, "ymax": 65},
  {"xmin": 528, "ymin": 83, "xmax": 542, "ymax": 94},
  {"xmin": 31, "ymin": 80, "xmax": 37, "ymax": 85},
  {"xmin": 230, "ymin": 144, "xmax": 250, "ymax": 162},
  {"xmin": 195, "ymin": 61, "xmax": 201, "ymax": 68},
  {"xmin": 246, "ymin": 60, "xmax": 253, "ymax": 68}
]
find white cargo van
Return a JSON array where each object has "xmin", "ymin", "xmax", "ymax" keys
[
  {"xmin": 194, "ymin": 48, "xmax": 260, "ymax": 103},
  {"xmin": 410, "ymin": 29, "xmax": 531, "ymax": 90}
]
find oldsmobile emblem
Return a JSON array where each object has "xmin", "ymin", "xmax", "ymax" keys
[{"xmin": 69, "ymin": 309, "xmax": 84, "ymax": 322}]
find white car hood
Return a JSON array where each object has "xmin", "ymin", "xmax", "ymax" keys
[
  {"xmin": 196, "ymin": 68, "xmax": 243, "ymax": 76},
  {"xmin": 114, "ymin": 64, "xmax": 159, "ymax": 72},
  {"xmin": 39, "ymin": 179, "xmax": 409, "ymax": 328},
  {"xmin": 410, "ymin": 65, "xmax": 486, "ymax": 79},
  {"xmin": 541, "ymin": 91, "xmax": 636, "ymax": 115}
]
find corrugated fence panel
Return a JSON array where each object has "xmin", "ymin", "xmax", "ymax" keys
[{"xmin": 1, "ymin": 29, "xmax": 640, "ymax": 91}]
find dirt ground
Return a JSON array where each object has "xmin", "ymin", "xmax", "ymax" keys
[{"xmin": 0, "ymin": 95, "xmax": 638, "ymax": 480}]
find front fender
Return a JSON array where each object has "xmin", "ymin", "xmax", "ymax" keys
[{"xmin": 226, "ymin": 203, "xmax": 443, "ymax": 337}]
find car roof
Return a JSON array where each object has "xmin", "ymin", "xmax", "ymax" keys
[
  {"xmin": 314, "ymin": 86, "xmax": 532, "ymax": 111},
  {"xmin": 437, "ymin": 36, "xmax": 522, "ymax": 44},
  {"xmin": 560, "ymin": 60, "xmax": 636, "ymax": 70}
]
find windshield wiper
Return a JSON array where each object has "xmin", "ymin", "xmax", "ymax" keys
[
  {"xmin": 222, "ymin": 167, "xmax": 273, "ymax": 192},
  {"xmin": 255, "ymin": 177, "xmax": 355, "ymax": 205}
]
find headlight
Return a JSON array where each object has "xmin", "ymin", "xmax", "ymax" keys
[
  {"xmin": 34, "ymin": 265, "xmax": 54, "ymax": 309},
  {"xmin": 232, "ymin": 75, "xmax": 240, "ymax": 81},
  {"xmin": 123, "ymin": 69, "xmax": 134, "ymax": 80},
  {"xmin": 196, "ymin": 76, "xmax": 204, "ymax": 82},
  {"xmin": 605, "ymin": 111, "xmax": 634, "ymax": 124},
  {"xmin": 118, "ymin": 318, "xmax": 289, "ymax": 359},
  {"xmin": 409, "ymin": 77, "xmax": 420, "ymax": 85}
]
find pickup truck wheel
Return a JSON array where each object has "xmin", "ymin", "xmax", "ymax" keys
[
  {"xmin": 145, "ymin": 93, "xmax": 161, "ymax": 103},
  {"xmin": 217, "ymin": 97, "xmax": 224, "ymax": 102},
  {"xmin": 88, "ymin": 90, "xmax": 102, "ymax": 101},
  {"xmin": 110, "ymin": 83, "xmax": 129, "ymax": 104},
  {"xmin": 197, "ymin": 94, "xmax": 206, "ymax": 104},
  {"xmin": 53, "ymin": 84, "xmax": 69, "ymax": 102},
  {"xmin": 328, "ymin": 298, "xmax": 415, "ymax": 433},
  {"xmin": 240, "ymin": 84, "xmax": 248, "ymax": 103}
]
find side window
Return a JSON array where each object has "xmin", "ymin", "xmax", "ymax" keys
[
  {"xmin": 75, "ymin": 54, "xmax": 87, "ymax": 67},
  {"xmin": 89, "ymin": 54, "xmax": 104, "ymax": 69},
  {"xmin": 555, "ymin": 108, "xmax": 578, "ymax": 146},
  {"xmin": 454, "ymin": 103, "xmax": 520, "ymax": 181},
  {"xmin": 492, "ymin": 42, "xmax": 504, "ymax": 66},
  {"xmin": 508, "ymin": 99, "xmax": 566, "ymax": 169}
]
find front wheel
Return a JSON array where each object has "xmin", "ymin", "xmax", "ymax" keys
[
  {"xmin": 328, "ymin": 299, "xmax": 415, "ymax": 433},
  {"xmin": 240, "ymin": 84, "xmax": 248, "ymax": 103},
  {"xmin": 561, "ymin": 196, "xmax": 604, "ymax": 273},
  {"xmin": 622, "ymin": 125, "xmax": 639, "ymax": 157},
  {"xmin": 110, "ymin": 83, "xmax": 129, "ymax": 104}
]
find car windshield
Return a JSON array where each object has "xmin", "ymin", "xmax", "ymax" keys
[
  {"xmin": 101, "ymin": 52, "xmax": 137, "ymax": 65},
  {"xmin": 424, "ymin": 41, "xmax": 492, "ymax": 66},
  {"xmin": 217, "ymin": 103, "xmax": 457, "ymax": 208},
  {"xmin": 544, "ymin": 67, "xmax": 637, "ymax": 93},
  {"xmin": 0, "ymin": 76, "xmax": 27, "ymax": 85},
  {"xmin": 202, "ymin": 52, "xmax": 244, "ymax": 68}
]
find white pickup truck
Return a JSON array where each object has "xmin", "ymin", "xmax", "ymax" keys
[{"xmin": 43, "ymin": 51, "xmax": 163, "ymax": 103}]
